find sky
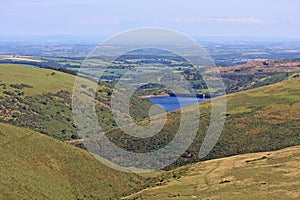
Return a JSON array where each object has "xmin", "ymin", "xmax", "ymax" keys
[{"xmin": 1, "ymin": 0, "xmax": 300, "ymax": 39}]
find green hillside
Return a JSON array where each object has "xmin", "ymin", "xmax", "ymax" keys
[
  {"xmin": 0, "ymin": 64, "xmax": 74, "ymax": 96},
  {"xmin": 123, "ymin": 145, "xmax": 300, "ymax": 199},
  {"xmin": 0, "ymin": 65, "xmax": 299, "ymax": 199},
  {"xmin": 107, "ymin": 74, "xmax": 300, "ymax": 169},
  {"xmin": 0, "ymin": 122, "xmax": 144, "ymax": 200},
  {"xmin": 0, "ymin": 64, "xmax": 152, "ymax": 141},
  {"xmin": 3, "ymin": 64, "xmax": 299, "ymax": 169}
]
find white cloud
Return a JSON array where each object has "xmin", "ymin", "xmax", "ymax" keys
[
  {"xmin": 76, "ymin": 19, "xmax": 119, "ymax": 26},
  {"xmin": 172, "ymin": 18, "xmax": 263, "ymax": 24},
  {"xmin": 206, "ymin": 17, "xmax": 263, "ymax": 24}
]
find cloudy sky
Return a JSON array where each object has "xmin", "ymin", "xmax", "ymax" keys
[{"xmin": 1, "ymin": 0, "xmax": 300, "ymax": 38}]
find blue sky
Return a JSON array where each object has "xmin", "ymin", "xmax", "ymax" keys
[{"xmin": 1, "ymin": 0, "xmax": 300, "ymax": 38}]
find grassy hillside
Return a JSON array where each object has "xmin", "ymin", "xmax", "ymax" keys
[
  {"xmin": 0, "ymin": 64, "xmax": 74, "ymax": 96},
  {"xmin": 0, "ymin": 122, "xmax": 144, "ymax": 200},
  {"xmin": 123, "ymin": 145, "xmax": 300, "ymax": 199},
  {"xmin": 0, "ymin": 64, "xmax": 299, "ymax": 199},
  {"xmin": 0, "ymin": 64, "xmax": 152, "ymax": 140},
  {"xmin": 106, "ymin": 74, "xmax": 300, "ymax": 169}
]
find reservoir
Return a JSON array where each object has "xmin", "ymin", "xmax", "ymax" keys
[{"xmin": 147, "ymin": 96, "xmax": 208, "ymax": 112}]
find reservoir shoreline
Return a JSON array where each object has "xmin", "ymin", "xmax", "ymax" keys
[{"xmin": 139, "ymin": 93, "xmax": 210, "ymax": 99}]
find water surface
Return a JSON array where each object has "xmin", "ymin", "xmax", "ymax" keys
[{"xmin": 147, "ymin": 96, "xmax": 207, "ymax": 112}]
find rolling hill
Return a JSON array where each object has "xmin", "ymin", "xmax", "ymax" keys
[
  {"xmin": 106, "ymin": 73, "xmax": 300, "ymax": 169},
  {"xmin": 123, "ymin": 145, "xmax": 300, "ymax": 200},
  {"xmin": 0, "ymin": 122, "xmax": 144, "ymax": 200},
  {"xmin": 0, "ymin": 63, "xmax": 299, "ymax": 199},
  {"xmin": 1, "ymin": 63, "xmax": 299, "ymax": 168},
  {"xmin": 0, "ymin": 64, "xmax": 152, "ymax": 141}
]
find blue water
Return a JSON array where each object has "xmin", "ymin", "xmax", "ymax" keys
[{"xmin": 147, "ymin": 96, "xmax": 208, "ymax": 112}]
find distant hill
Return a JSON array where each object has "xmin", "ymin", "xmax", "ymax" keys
[
  {"xmin": 218, "ymin": 59, "xmax": 300, "ymax": 93},
  {"xmin": 195, "ymin": 59, "xmax": 300, "ymax": 94},
  {"xmin": 123, "ymin": 145, "xmax": 300, "ymax": 199},
  {"xmin": 0, "ymin": 122, "xmax": 144, "ymax": 200},
  {"xmin": 218, "ymin": 59, "xmax": 300, "ymax": 74}
]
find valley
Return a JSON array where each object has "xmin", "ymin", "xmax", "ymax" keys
[
  {"xmin": 0, "ymin": 44, "xmax": 299, "ymax": 200},
  {"xmin": 2, "ymin": 1, "xmax": 300, "ymax": 199}
]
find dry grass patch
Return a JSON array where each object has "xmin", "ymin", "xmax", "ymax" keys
[{"xmin": 125, "ymin": 146, "xmax": 300, "ymax": 200}]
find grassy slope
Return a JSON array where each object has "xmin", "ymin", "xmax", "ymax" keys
[
  {"xmin": 194, "ymin": 74, "xmax": 300, "ymax": 161},
  {"xmin": 0, "ymin": 65, "xmax": 300, "ymax": 199},
  {"xmin": 0, "ymin": 64, "xmax": 74, "ymax": 96},
  {"xmin": 107, "ymin": 75, "xmax": 300, "ymax": 169},
  {"xmin": 123, "ymin": 145, "xmax": 300, "ymax": 200},
  {"xmin": 0, "ymin": 122, "xmax": 144, "ymax": 200},
  {"xmin": 0, "ymin": 64, "xmax": 152, "ymax": 140}
]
